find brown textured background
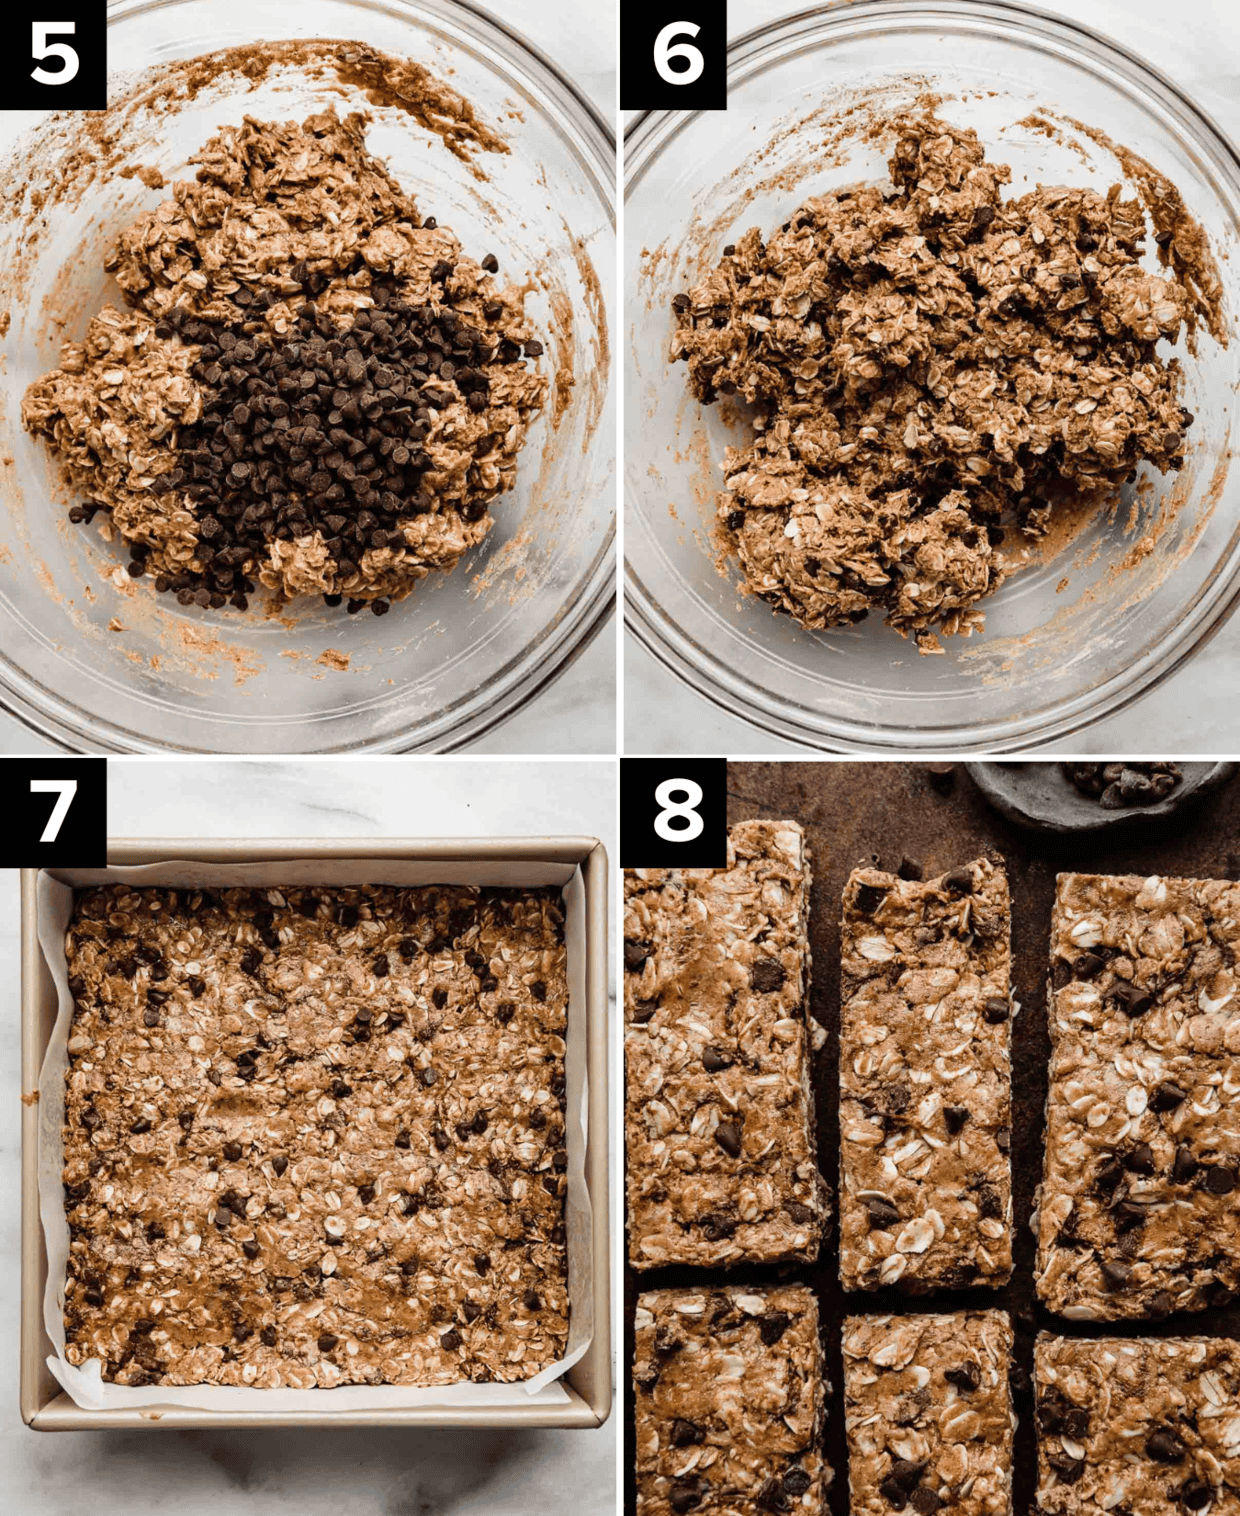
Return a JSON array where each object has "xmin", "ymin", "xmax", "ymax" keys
[{"xmin": 624, "ymin": 760, "xmax": 1240, "ymax": 1516}]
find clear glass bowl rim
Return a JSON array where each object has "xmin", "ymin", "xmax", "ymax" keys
[{"xmin": 623, "ymin": 0, "xmax": 1240, "ymax": 754}]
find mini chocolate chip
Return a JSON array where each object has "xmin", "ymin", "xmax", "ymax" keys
[
  {"xmin": 357, "ymin": 1183, "xmax": 375, "ymax": 1204},
  {"xmin": 1074, "ymin": 952, "xmax": 1105, "ymax": 979},
  {"xmin": 944, "ymin": 1359, "xmax": 980, "ymax": 1392},
  {"xmin": 1206, "ymin": 1165, "xmax": 1237, "ymax": 1195},
  {"xmin": 865, "ymin": 1196, "xmax": 901, "ymax": 1229},
  {"xmin": 783, "ymin": 1200, "xmax": 814, "ymax": 1224},
  {"xmin": 909, "ymin": 1490, "xmax": 941, "ymax": 1515},
  {"xmin": 1113, "ymin": 981, "xmax": 1154, "ymax": 1017},
  {"xmin": 944, "ymin": 1106, "xmax": 970, "ymax": 1135},
  {"xmin": 461, "ymin": 1299, "xmax": 480, "ymax": 1322},
  {"xmin": 758, "ymin": 1312, "xmax": 791, "ymax": 1345},
  {"xmin": 523, "ymin": 1290, "xmax": 542, "ymax": 1311},
  {"xmin": 373, "ymin": 953, "xmax": 389, "ymax": 977},
  {"xmin": 670, "ymin": 1418, "xmax": 704, "ymax": 1447},
  {"xmin": 1173, "ymin": 1145, "xmax": 1199, "ymax": 1183},
  {"xmin": 260, "ymin": 1326, "xmax": 277, "ymax": 1346},
  {"xmin": 223, "ymin": 1141, "xmax": 243, "ymax": 1161},
  {"xmin": 1124, "ymin": 1142, "xmax": 1155, "ymax": 1175},
  {"xmin": 143, "ymin": 1008, "xmax": 160, "ymax": 1027},
  {"xmin": 983, "ymin": 997, "xmax": 1010, "ymax": 1024},
  {"xmin": 669, "ymin": 1478, "xmax": 705, "ymax": 1514},
  {"xmin": 624, "ymin": 938, "xmax": 651, "ymax": 971},
  {"xmin": 1147, "ymin": 1290, "xmax": 1174, "ymax": 1319},
  {"xmin": 1047, "ymin": 1451, "xmax": 1085, "ymax": 1484},
  {"xmin": 317, "ymin": 1333, "xmax": 338, "ymax": 1353},
  {"xmin": 714, "ymin": 1121, "xmax": 742, "ymax": 1158},
  {"xmin": 441, "ymin": 1329, "xmax": 462, "ymax": 1350},
  {"xmin": 703, "ymin": 1045, "xmax": 733, "ymax": 1072},
  {"xmin": 129, "ymin": 1118, "xmax": 151, "ymax": 1134},
  {"xmin": 783, "ymin": 1470, "xmax": 811, "ymax": 1498},
  {"xmin": 272, "ymin": 1155, "xmax": 289, "ymax": 1176},
  {"xmin": 855, "ymin": 882, "xmax": 888, "ymax": 914},
  {"xmin": 1148, "ymin": 1427, "xmax": 1187, "ymax": 1462},
  {"xmin": 1180, "ymin": 1479, "xmax": 1213, "ymax": 1510},
  {"xmin": 1152, "ymin": 1081, "xmax": 1188, "ymax": 1112},
  {"xmin": 897, "ymin": 857, "xmax": 924, "ymax": 881},
  {"xmin": 1100, "ymin": 1259, "xmax": 1132, "ymax": 1291},
  {"xmin": 432, "ymin": 987, "xmax": 449, "ymax": 1010},
  {"xmin": 942, "ymin": 866, "xmax": 974, "ymax": 893},
  {"xmin": 530, "ymin": 980, "xmax": 547, "ymax": 1001},
  {"xmin": 331, "ymin": 1079, "xmax": 352, "ymax": 1099},
  {"xmin": 395, "ymin": 1130, "xmax": 411, "ymax": 1149},
  {"xmin": 750, "ymin": 958, "xmax": 785, "ymax": 993},
  {"xmin": 242, "ymin": 1239, "xmax": 260, "ymax": 1259}
]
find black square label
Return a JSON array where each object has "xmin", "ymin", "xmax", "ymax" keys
[
  {"xmin": 1, "ymin": 4, "xmax": 107, "ymax": 111},
  {"xmin": 4, "ymin": 758, "xmax": 106, "ymax": 865},
  {"xmin": 620, "ymin": 3, "xmax": 727, "ymax": 112},
  {"xmin": 620, "ymin": 758, "xmax": 727, "ymax": 868}
]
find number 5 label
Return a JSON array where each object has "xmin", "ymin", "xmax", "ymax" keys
[
  {"xmin": 1, "ymin": 4, "xmax": 107, "ymax": 109},
  {"xmin": 32, "ymin": 22, "xmax": 80, "ymax": 85},
  {"xmin": 621, "ymin": 2, "xmax": 727, "ymax": 112}
]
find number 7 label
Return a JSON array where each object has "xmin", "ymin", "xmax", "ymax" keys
[{"xmin": 6, "ymin": 759, "xmax": 106, "ymax": 863}]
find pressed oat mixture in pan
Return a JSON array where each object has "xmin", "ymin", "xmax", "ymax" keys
[
  {"xmin": 23, "ymin": 106, "xmax": 547, "ymax": 619},
  {"xmin": 671, "ymin": 114, "xmax": 1207, "ymax": 652},
  {"xmin": 61, "ymin": 883, "xmax": 569, "ymax": 1388}
]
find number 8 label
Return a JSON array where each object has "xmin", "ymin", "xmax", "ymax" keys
[{"xmin": 654, "ymin": 778, "xmax": 704, "ymax": 842}]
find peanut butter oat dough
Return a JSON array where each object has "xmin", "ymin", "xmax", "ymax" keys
[
  {"xmin": 61, "ymin": 882, "xmax": 569, "ymax": 1388},
  {"xmin": 671, "ymin": 115, "xmax": 1201, "ymax": 652},
  {"xmin": 23, "ymin": 107, "xmax": 546, "ymax": 617}
]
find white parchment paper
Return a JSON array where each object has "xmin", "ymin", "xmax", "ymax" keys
[{"xmin": 37, "ymin": 856, "xmax": 593, "ymax": 1412}]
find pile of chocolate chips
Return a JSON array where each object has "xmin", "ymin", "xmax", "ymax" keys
[
  {"xmin": 128, "ymin": 267, "xmax": 535, "ymax": 616},
  {"xmin": 1063, "ymin": 761, "xmax": 1183, "ymax": 809}
]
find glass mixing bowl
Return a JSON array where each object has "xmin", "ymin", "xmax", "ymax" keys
[
  {"xmin": 0, "ymin": 0, "xmax": 614, "ymax": 752},
  {"xmin": 624, "ymin": 0, "xmax": 1240, "ymax": 752}
]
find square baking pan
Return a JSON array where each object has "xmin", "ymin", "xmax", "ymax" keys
[{"xmin": 21, "ymin": 837, "xmax": 610, "ymax": 1430}]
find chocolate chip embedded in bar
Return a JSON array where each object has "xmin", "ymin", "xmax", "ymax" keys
[
  {"xmin": 1036, "ymin": 872, "xmax": 1240, "ymax": 1321},
  {"xmin": 839, "ymin": 856, "xmax": 1013, "ymax": 1291},
  {"xmin": 634, "ymin": 1285, "xmax": 830, "ymax": 1516},
  {"xmin": 624, "ymin": 820, "xmax": 829, "ymax": 1268},
  {"xmin": 1035, "ymin": 1334, "xmax": 1240, "ymax": 1514},
  {"xmin": 843, "ymin": 1311, "xmax": 1014, "ymax": 1516}
]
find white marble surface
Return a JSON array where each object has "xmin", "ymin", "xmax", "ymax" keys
[
  {"xmin": 0, "ymin": 0, "xmax": 617, "ymax": 759},
  {"xmin": 0, "ymin": 758, "xmax": 618, "ymax": 1513},
  {"xmin": 624, "ymin": 0, "xmax": 1240, "ymax": 756}
]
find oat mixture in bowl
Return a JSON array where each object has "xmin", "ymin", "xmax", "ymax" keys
[
  {"xmin": 671, "ymin": 113, "xmax": 1218, "ymax": 655},
  {"xmin": 624, "ymin": 2, "xmax": 1240, "ymax": 751},
  {"xmin": 24, "ymin": 104, "xmax": 548, "ymax": 620},
  {"xmin": 0, "ymin": 2, "xmax": 614, "ymax": 753}
]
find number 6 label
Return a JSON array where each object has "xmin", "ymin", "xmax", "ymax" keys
[
  {"xmin": 653, "ymin": 23, "xmax": 704, "ymax": 86},
  {"xmin": 620, "ymin": 1, "xmax": 727, "ymax": 112}
]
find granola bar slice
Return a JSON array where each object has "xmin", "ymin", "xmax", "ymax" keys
[
  {"xmin": 839, "ymin": 856, "xmax": 1013, "ymax": 1291},
  {"xmin": 843, "ymin": 1311, "xmax": 1014, "ymax": 1516},
  {"xmin": 634, "ymin": 1285, "xmax": 829, "ymax": 1516},
  {"xmin": 1035, "ymin": 1334, "xmax": 1240, "ymax": 1514},
  {"xmin": 624, "ymin": 820, "xmax": 828, "ymax": 1268},
  {"xmin": 1035, "ymin": 872, "xmax": 1240, "ymax": 1321}
]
